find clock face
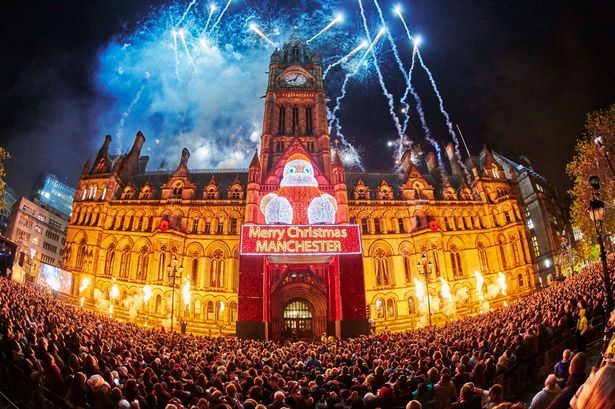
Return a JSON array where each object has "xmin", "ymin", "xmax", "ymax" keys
[{"xmin": 284, "ymin": 73, "xmax": 307, "ymax": 86}]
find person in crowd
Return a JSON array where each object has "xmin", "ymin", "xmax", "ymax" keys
[
  {"xmin": 553, "ymin": 350, "xmax": 573, "ymax": 389},
  {"xmin": 529, "ymin": 374, "xmax": 560, "ymax": 409},
  {"xmin": 0, "ymin": 256, "xmax": 613, "ymax": 409},
  {"xmin": 546, "ymin": 352, "xmax": 586, "ymax": 409},
  {"xmin": 576, "ymin": 310, "xmax": 589, "ymax": 352},
  {"xmin": 570, "ymin": 362, "xmax": 615, "ymax": 409}
]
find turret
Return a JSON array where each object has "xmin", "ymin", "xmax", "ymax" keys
[
  {"xmin": 332, "ymin": 153, "xmax": 348, "ymax": 223},
  {"xmin": 117, "ymin": 132, "xmax": 145, "ymax": 183},
  {"xmin": 446, "ymin": 143, "xmax": 464, "ymax": 178},
  {"xmin": 245, "ymin": 151, "xmax": 261, "ymax": 223},
  {"xmin": 91, "ymin": 135, "xmax": 112, "ymax": 174}
]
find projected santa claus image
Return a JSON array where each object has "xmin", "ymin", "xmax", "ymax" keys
[
  {"xmin": 237, "ymin": 149, "xmax": 368, "ymax": 341},
  {"xmin": 260, "ymin": 153, "xmax": 337, "ymax": 225}
]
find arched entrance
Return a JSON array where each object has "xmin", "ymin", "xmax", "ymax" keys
[{"xmin": 282, "ymin": 299, "xmax": 313, "ymax": 339}]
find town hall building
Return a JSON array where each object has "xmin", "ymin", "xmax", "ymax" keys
[{"xmin": 63, "ymin": 34, "xmax": 535, "ymax": 340}]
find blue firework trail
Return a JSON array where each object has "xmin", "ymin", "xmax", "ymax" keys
[
  {"xmin": 95, "ymin": 0, "xmax": 464, "ymax": 171},
  {"xmin": 177, "ymin": 0, "xmax": 199, "ymax": 26},
  {"xmin": 323, "ymin": 40, "xmax": 367, "ymax": 79},
  {"xmin": 416, "ymin": 48, "xmax": 470, "ymax": 178},
  {"xmin": 396, "ymin": 9, "xmax": 442, "ymax": 166},
  {"xmin": 357, "ymin": 0, "xmax": 404, "ymax": 142},
  {"xmin": 209, "ymin": 0, "xmax": 233, "ymax": 32},
  {"xmin": 371, "ymin": 0, "xmax": 410, "ymax": 159},
  {"xmin": 203, "ymin": 4, "xmax": 215, "ymax": 33}
]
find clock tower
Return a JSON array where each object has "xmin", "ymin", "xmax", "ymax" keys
[{"xmin": 259, "ymin": 33, "xmax": 332, "ymax": 180}]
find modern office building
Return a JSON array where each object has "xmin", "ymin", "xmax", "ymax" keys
[
  {"xmin": 31, "ymin": 173, "xmax": 76, "ymax": 217},
  {"xmin": 0, "ymin": 185, "xmax": 17, "ymax": 233},
  {"xmin": 5, "ymin": 197, "xmax": 70, "ymax": 282},
  {"xmin": 493, "ymin": 152, "xmax": 573, "ymax": 284}
]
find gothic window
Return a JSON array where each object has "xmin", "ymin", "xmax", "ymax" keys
[
  {"xmin": 402, "ymin": 251, "xmax": 412, "ymax": 282},
  {"xmin": 398, "ymin": 217, "xmax": 405, "ymax": 233},
  {"xmin": 511, "ymin": 237, "xmax": 521, "ymax": 265},
  {"xmin": 81, "ymin": 189, "xmax": 87, "ymax": 201},
  {"xmin": 360, "ymin": 219, "xmax": 369, "ymax": 234},
  {"xmin": 148, "ymin": 216, "xmax": 154, "ymax": 231},
  {"xmin": 278, "ymin": 106, "xmax": 286, "ymax": 135},
  {"xmin": 230, "ymin": 187, "xmax": 242, "ymax": 200},
  {"xmin": 408, "ymin": 297, "xmax": 417, "ymax": 315},
  {"xmin": 155, "ymin": 295, "xmax": 162, "ymax": 314},
  {"xmin": 445, "ymin": 217, "xmax": 454, "ymax": 230},
  {"xmin": 229, "ymin": 218, "xmax": 238, "ymax": 234},
  {"xmin": 386, "ymin": 299, "xmax": 396, "ymax": 318},
  {"xmin": 374, "ymin": 219, "xmax": 382, "ymax": 234},
  {"xmin": 306, "ymin": 107, "xmax": 313, "ymax": 135},
  {"xmin": 205, "ymin": 219, "xmax": 212, "ymax": 234},
  {"xmin": 137, "ymin": 246, "xmax": 149, "ymax": 281},
  {"xmin": 374, "ymin": 248, "xmax": 390, "ymax": 286},
  {"xmin": 291, "ymin": 107, "xmax": 299, "ymax": 134},
  {"xmin": 76, "ymin": 240, "xmax": 87, "ymax": 270},
  {"xmin": 205, "ymin": 185, "xmax": 218, "ymax": 200},
  {"xmin": 415, "ymin": 215, "xmax": 423, "ymax": 230},
  {"xmin": 517, "ymin": 273, "xmax": 524, "ymax": 287},
  {"xmin": 376, "ymin": 298, "xmax": 385, "ymax": 319},
  {"xmin": 207, "ymin": 301, "xmax": 214, "ymax": 321},
  {"xmin": 157, "ymin": 250, "xmax": 166, "ymax": 281},
  {"xmin": 192, "ymin": 218, "xmax": 199, "ymax": 234},
  {"xmin": 191, "ymin": 257, "xmax": 199, "ymax": 286},
  {"xmin": 357, "ymin": 188, "xmax": 367, "ymax": 200},
  {"xmin": 505, "ymin": 211, "xmax": 512, "ymax": 224},
  {"xmin": 172, "ymin": 182, "xmax": 183, "ymax": 198},
  {"xmin": 137, "ymin": 216, "xmax": 144, "ymax": 231},
  {"xmin": 119, "ymin": 245, "xmax": 131, "ymax": 279},
  {"xmin": 216, "ymin": 301, "xmax": 225, "ymax": 321},
  {"xmin": 431, "ymin": 249, "xmax": 441, "ymax": 277},
  {"xmin": 492, "ymin": 165, "xmax": 500, "ymax": 178},
  {"xmin": 104, "ymin": 244, "xmax": 116, "ymax": 277},
  {"xmin": 230, "ymin": 302, "xmax": 238, "ymax": 322},
  {"xmin": 477, "ymin": 242, "xmax": 489, "ymax": 272},
  {"xmin": 217, "ymin": 218, "xmax": 224, "ymax": 234},
  {"xmin": 210, "ymin": 250, "xmax": 225, "ymax": 288},
  {"xmin": 498, "ymin": 236, "xmax": 508, "ymax": 269},
  {"xmin": 450, "ymin": 245, "xmax": 463, "ymax": 278}
]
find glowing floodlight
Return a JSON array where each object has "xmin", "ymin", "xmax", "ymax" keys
[
  {"xmin": 394, "ymin": 5, "xmax": 402, "ymax": 16},
  {"xmin": 414, "ymin": 35, "xmax": 422, "ymax": 46},
  {"xmin": 210, "ymin": 3, "xmax": 217, "ymax": 12},
  {"xmin": 335, "ymin": 13, "xmax": 344, "ymax": 23}
]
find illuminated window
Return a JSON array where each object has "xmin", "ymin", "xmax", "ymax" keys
[
  {"xmin": 386, "ymin": 299, "xmax": 396, "ymax": 318},
  {"xmin": 120, "ymin": 246, "xmax": 131, "ymax": 279},
  {"xmin": 408, "ymin": 297, "xmax": 417, "ymax": 315},
  {"xmin": 498, "ymin": 236, "xmax": 508, "ymax": 269},
  {"xmin": 137, "ymin": 247, "xmax": 149, "ymax": 281},
  {"xmin": 531, "ymin": 235, "xmax": 540, "ymax": 257},
  {"xmin": 360, "ymin": 219, "xmax": 369, "ymax": 234},
  {"xmin": 518, "ymin": 273, "xmax": 524, "ymax": 287},
  {"xmin": 191, "ymin": 258, "xmax": 199, "ymax": 286},
  {"xmin": 104, "ymin": 245, "xmax": 116, "ymax": 277},
  {"xmin": 374, "ymin": 248, "xmax": 390, "ymax": 286},
  {"xmin": 450, "ymin": 245, "xmax": 463, "ymax": 277},
  {"xmin": 210, "ymin": 249, "xmax": 225, "ymax": 288},
  {"xmin": 376, "ymin": 298, "xmax": 385, "ymax": 319},
  {"xmin": 477, "ymin": 242, "xmax": 489, "ymax": 272}
]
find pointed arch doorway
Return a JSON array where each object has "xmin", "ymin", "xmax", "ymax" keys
[{"xmin": 282, "ymin": 299, "xmax": 313, "ymax": 339}]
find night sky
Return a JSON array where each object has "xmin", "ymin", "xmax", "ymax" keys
[{"xmin": 1, "ymin": 0, "xmax": 613, "ymax": 206}]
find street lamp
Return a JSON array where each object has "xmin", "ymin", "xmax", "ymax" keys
[
  {"xmin": 417, "ymin": 252, "xmax": 434, "ymax": 326},
  {"xmin": 166, "ymin": 254, "xmax": 184, "ymax": 333},
  {"xmin": 587, "ymin": 175, "xmax": 614, "ymax": 353},
  {"xmin": 593, "ymin": 134, "xmax": 615, "ymax": 180}
]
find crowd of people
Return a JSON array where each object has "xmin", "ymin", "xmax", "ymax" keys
[{"xmin": 0, "ymin": 260, "xmax": 614, "ymax": 409}]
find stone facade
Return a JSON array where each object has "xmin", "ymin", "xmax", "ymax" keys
[{"xmin": 64, "ymin": 35, "xmax": 535, "ymax": 336}]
